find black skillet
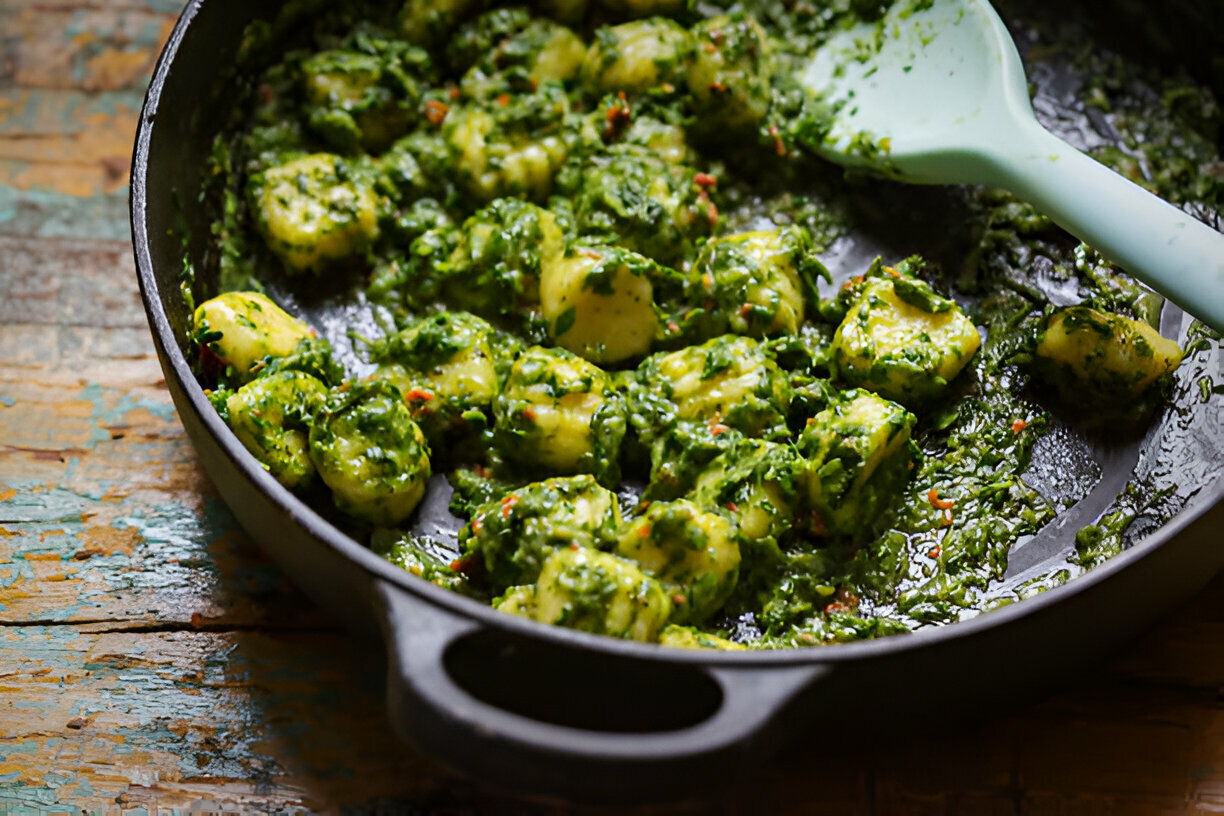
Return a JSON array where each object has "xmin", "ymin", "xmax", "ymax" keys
[{"xmin": 131, "ymin": 0, "xmax": 1224, "ymax": 800}]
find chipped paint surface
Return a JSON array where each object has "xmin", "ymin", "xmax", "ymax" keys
[{"xmin": 6, "ymin": 0, "xmax": 1224, "ymax": 812}]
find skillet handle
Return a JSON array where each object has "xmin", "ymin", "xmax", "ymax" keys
[{"xmin": 375, "ymin": 578, "xmax": 828, "ymax": 800}]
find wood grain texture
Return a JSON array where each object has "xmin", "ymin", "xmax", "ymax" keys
[{"xmin": 3, "ymin": 0, "xmax": 1224, "ymax": 812}]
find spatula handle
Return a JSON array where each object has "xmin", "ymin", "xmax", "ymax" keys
[{"xmin": 983, "ymin": 118, "xmax": 1224, "ymax": 333}]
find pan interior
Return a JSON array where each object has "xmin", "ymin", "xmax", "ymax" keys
[{"xmin": 153, "ymin": 0, "xmax": 1224, "ymax": 647}]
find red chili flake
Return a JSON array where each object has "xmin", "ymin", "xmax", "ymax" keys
[
  {"xmin": 836, "ymin": 588, "xmax": 860, "ymax": 607},
  {"xmin": 726, "ymin": 502, "xmax": 738, "ymax": 513},
  {"xmin": 939, "ymin": 513, "xmax": 955, "ymax": 528},
  {"xmin": 709, "ymin": 80, "xmax": 727, "ymax": 93},
  {"xmin": 425, "ymin": 100, "xmax": 449, "ymax": 125},
  {"xmin": 471, "ymin": 514, "xmax": 484, "ymax": 534},
  {"xmin": 570, "ymin": 542, "xmax": 581, "ymax": 551},
  {"xmin": 636, "ymin": 499, "xmax": 652, "ymax": 512},
  {"xmin": 522, "ymin": 407, "xmax": 537, "ymax": 421},
  {"xmin": 797, "ymin": 632, "xmax": 817, "ymax": 644},
  {"xmin": 405, "ymin": 388, "xmax": 434, "ymax": 403},
  {"xmin": 473, "ymin": 464, "xmax": 490, "ymax": 479},
  {"xmin": 769, "ymin": 124, "xmax": 787, "ymax": 156},
  {"xmin": 928, "ymin": 544, "xmax": 942, "ymax": 559},
  {"xmin": 706, "ymin": 201, "xmax": 719, "ymax": 227},
  {"xmin": 737, "ymin": 303, "xmax": 753, "ymax": 317},
  {"xmin": 199, "ymin": 344, "xmax": 224, "ymax": 377},
  {"xmin": 824, "ymin": 601, "xmax": 849, "ymax": 614},
  {"xmin": 604, "ymin": 91, "xmax": 632, "ymax": 138},
  {"xmin": 708, "ymin": 28, "xmax": 724, "ymax": 42},
  {"xmin": 497, "ymin": 93, "xmax": 511, "ymax": 107},
  {"xmin": 672, "ymin": 594, "xmax": 687, "ymax": 605},
  {"xmin": 928, "ymin": 489, "xmax": 955, "ymax": 510},
  {"xmin": 1011, "ymin": 419, "xmax": 1028, "ymax": 434},
  {"xmin": 638, "ymin": 524, "xmax": 652, "ymax": 538},
  {"xmin": 448, "ymin": 85, "xmax": 461, "ymax": 100},
  {"xmin": 708, "ymin": 418, "xmax": 731, "ymax": 436},
  {"xmin": 694, "ymin": 172, "xmax": 718, "ymax": 188},
  {"xmin": 450, "ymin": 552, "xmax": 480, "ymax": 572},
  {"xmin": 703, "ymin": 42, "xmax": 718, "ymax": 54},
  {"xmin": 501, "ymin": 494, "xmax": 519, "ymax": 518},
  {"xmin": 667, "ymin": 320, "xmax": 680, "ymax": 333}
]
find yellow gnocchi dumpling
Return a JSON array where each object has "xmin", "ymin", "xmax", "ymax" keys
[
  {"xmin": 1035, "ymin": 305, "xmax": 1183, "ymax": 399},
  {"xmin": 658, "ymin": 624, "xmax": 746, "ymax": 650},
  {"xmin": 798, "ymin": 390, "xmax": 917, "ymax": 539},
  {"xmin": 372, "ymin": 311, "xmax": 500, "ymax": 442},
  {"xmin": 192, "ymin": 291, "xmax": 312, "ymax": 379},
  {"xmin": 541, "ymin": 246, "xmax": 670, "ymax": 364},
  {"xmin": 249, "ymin": 153, "xmax": 380, "ymax": 274},
  {"xmin": 643, "ymin": 335, "xmax": 791, "ymax": 439},
  {"xmin": 693, "ymin": 226, "xmax": 815, "ymax": 337},
  {"xmin": 447, "ymin": 108, "xmax": 569, "ymax": 203},
  {"xmin": 618, "ymin": 499, "xmax": 740, "ymax": 624},
  {"xmin": 581, "ymin": 18, "xmax": 694, "ymax": 96},
  {"xmin": 686, "ymin": 14, "xmax": 773, "ymax": 133},
  {"xmin": 833, "ymin": 273, "xmax": 981, "ymax": 405},
  {"xmin": 493, "ymin": 346, "xmax": 627, "ymax": 483},
  {"xmin": 398, "ymin": 0, "xmax": 476, "ymax": 45},
  {"xmin": 533, "ymin": 546, "xmax": 673, "ymax": 642}
]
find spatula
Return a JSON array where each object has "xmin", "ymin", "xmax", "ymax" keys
[{"xmin": 801, "ymin": 0, "xmax": 1224, "ymax": 333}]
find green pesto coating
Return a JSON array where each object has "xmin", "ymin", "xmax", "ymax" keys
[
  {"xmin": 308, "ymin": 380, "xmax": 432, "ymax": 526},
  {"xmin": 628, "ymin": 335, "xmax": 793, "ymax": 444},
  {"xmin": 459, "ymin": 474, "xmax": 622, "ymax": 589},
  {"xmin": 686, "ymin": 226, "xmax": 828, "ymax": 340},
  {"xmin": 531, "ymin": 546, "xmax": 673, "ymax": 641},
  {"xmin": 493, "ymin": 345, "xmax": 627, "ymax": 485},
  {"xmin": 797, "ymin": 389, "xmax": 918, "ymax": 539},
  {"xmin": 196, "ymin": 0, "xmax": 1212, "ymax": 649},
  {"xmin": 227, "ymin": 370, "xmax": 329, "ymax": 490},
  {"xmin": 617, "ymin": 499, "xmax": 740, "ymax": 624},
  {"xmin": 301, "ymin": 37, "xmax": 434, "ymax": 153},
  {"xmin": 371, "ymin": 311, "xmax": 501, "ymax": 444}
]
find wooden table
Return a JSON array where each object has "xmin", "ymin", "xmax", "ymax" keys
[{"xmin": 3, "ymin": 1, "xmax": 1224, "ymax": 812}]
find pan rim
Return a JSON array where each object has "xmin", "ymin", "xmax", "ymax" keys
[{"xmin": 130, "ymin": 0, "xmax": 1224, "ymax": 670}]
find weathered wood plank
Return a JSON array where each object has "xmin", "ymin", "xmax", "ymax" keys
[
  {"xmin": 3, "ymin": 0, "xmax": 1224, "ymax": 812},
  {"xmin": 0, "ymin": 237, "xmax": 145, "ymax": 329},
  {"xmin": 0, "ymin": 235, "xmax": 331, "ymax": 632},
  {"xmin": 0, "ymin": 627, "xmax": 454, "ymax": 811},
  {"xmin": 0, "ymin": 0, "xmax": 175, "ymax": 241}
]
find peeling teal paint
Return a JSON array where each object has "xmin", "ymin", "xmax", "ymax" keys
[
  {"xmin": 0, "ymin": 188, "xmax": 131, "ymax": 241},
  {"xmin": 0, "ymin": 395, "xmax": 16, "ymax": 407},
  {"xmin": 81, "ymin": 383, "xmax": 178, "ymax": 446},
  {"xmin": 0, "ymin": 741, "xmax": 39, "ymax": 760}
]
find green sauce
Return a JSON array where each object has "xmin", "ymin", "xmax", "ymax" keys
[{"xmin": 193, "ymin": 0, "xmax": 1222, "ymax": 648}]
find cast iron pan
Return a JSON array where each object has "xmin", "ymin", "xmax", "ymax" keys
[{"xmin": 131, "ymin": 0, "xmax": 1224, "ymax": 801}]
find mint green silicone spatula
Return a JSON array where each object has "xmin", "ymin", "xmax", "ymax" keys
[{"xmin": 802, "ymin": 0, "xmax": 1224, "ymax": 332}]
